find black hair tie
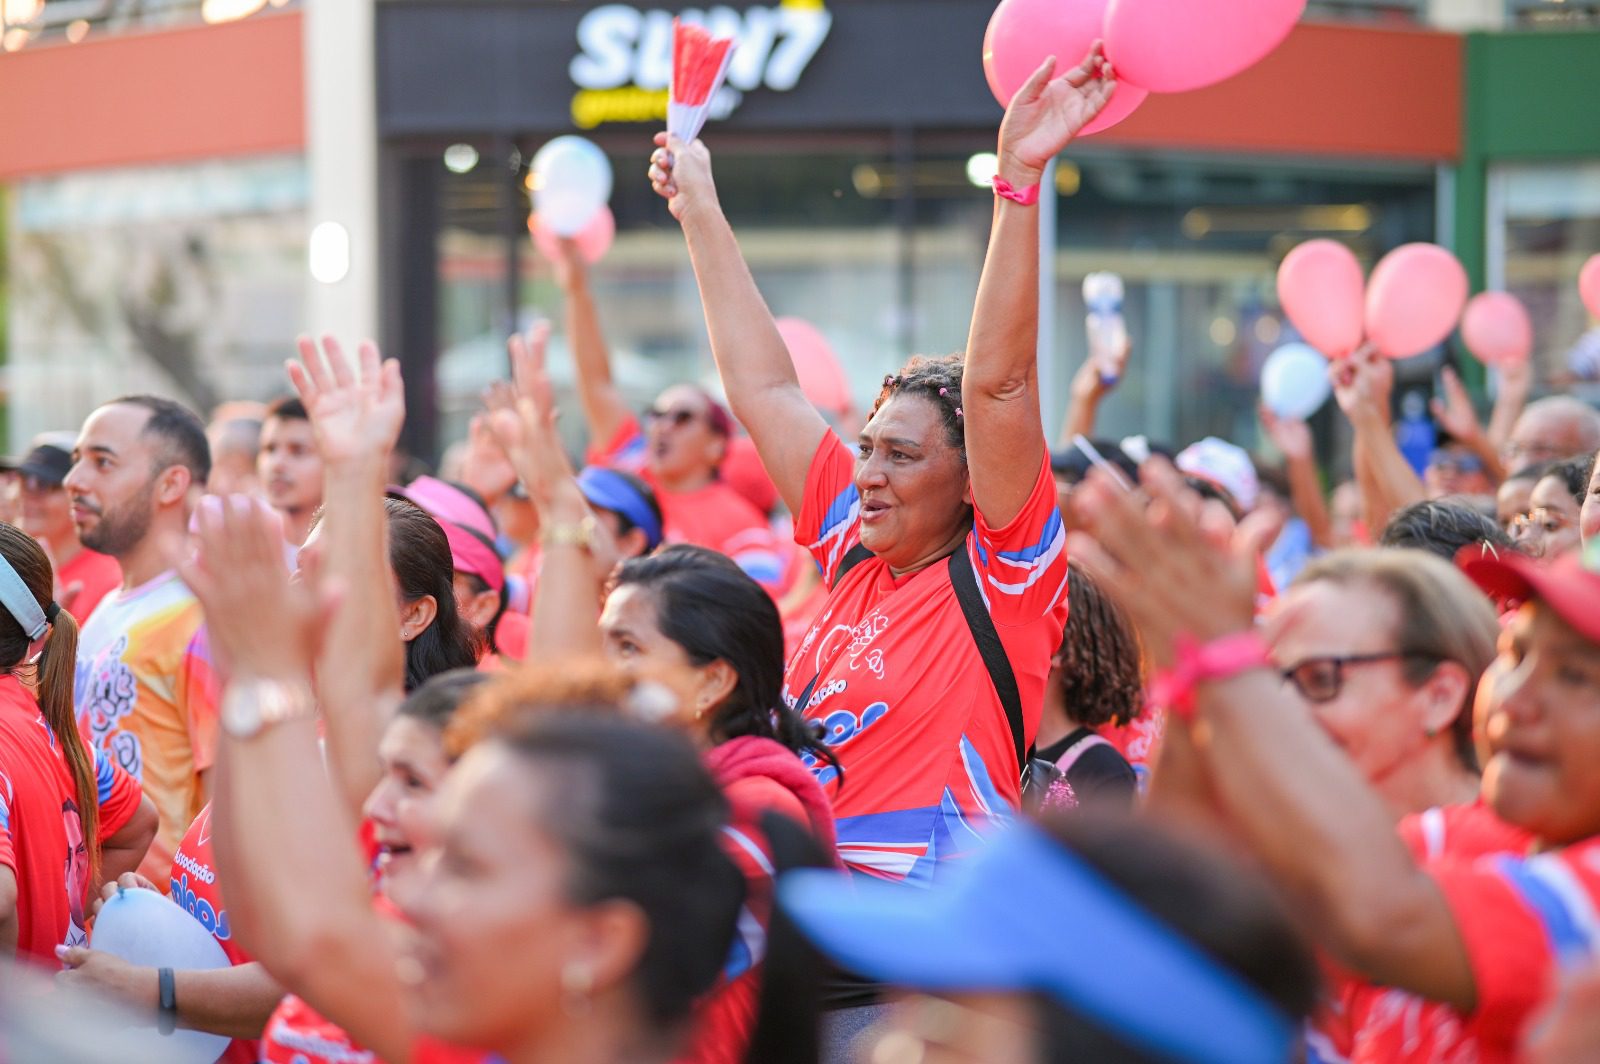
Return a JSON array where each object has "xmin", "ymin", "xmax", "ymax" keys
[{"xmin": 45, "ymin": 602, "xmax": 60, "ymax": 624}]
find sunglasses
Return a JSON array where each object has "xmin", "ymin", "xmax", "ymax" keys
[
  {"xmin": 1428, "ymin": 452, "xmax": 1485, "ymax": 475},
  {"xmin": 647, "ymin": 407, "xmax": 701, "ymax": 428},
  {"xmin": 1279, "ymin": 652, "xmax": 1437, "ymax": 704}
]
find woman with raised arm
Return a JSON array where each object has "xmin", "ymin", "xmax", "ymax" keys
[
  {"xmin": 649, "ymin": 50, "xmax": 1110, "ymax": 884},
  {"xmin": 1072, "ymin": 459, "xmax": 1600, "ymax": 1063},
  {"xmin": 550, "ymin": 240, "xmax": 790, "ymax": 594}
]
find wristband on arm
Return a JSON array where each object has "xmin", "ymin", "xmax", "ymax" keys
[{"xmin": 1148, "ymin": 632, "xmax": 1271, "ymax": 723}]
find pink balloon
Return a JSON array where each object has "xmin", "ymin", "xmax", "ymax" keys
[
  {"xmin": 1460, "ymin": 292, "xmax": 1533, "ymax": 367},
  {"xmin": 982, "ymin": 0, "xmax": 1147, "ymax": 137},
  {"xmin": 1276, "ymin": 240, "xmax": 1365, "ymax": 359},
  {"xmin": 1582, "ymin": 254, "xmax": 1600, "ymax": 320},
  {"xmin": 776, "ymin": 317, "xmax": 853, "ymax": 418},
  {"xmin": 1104, "ymin": 0, "xmax": 1306, "ymax": 93},
  {"xmin": 530, "ymin": 206, "xmax": 614, "ymax": 265},
  {"xmin": 1365, "ymin": 244, "xmax": 1468, "ymax": 361}
]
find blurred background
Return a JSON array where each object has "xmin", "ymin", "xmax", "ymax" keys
[{"xmin": 1, "ymin": 0, "xmax": 1597, "ymax": 466}]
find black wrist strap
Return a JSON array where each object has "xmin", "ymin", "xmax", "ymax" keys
[{"xmin": 158, "ymin": 967, "xmax": 177, "ymax": 1035}]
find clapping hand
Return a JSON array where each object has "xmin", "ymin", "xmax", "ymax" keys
[{"xmin": 1068, "ymin": 461, "xmax": 1264, "ymax": 670}]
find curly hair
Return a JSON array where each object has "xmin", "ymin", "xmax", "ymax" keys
[
  {"xmin": 868, "ymin": 354, "xmax": 967, "ymax": 457},
  {"xmin": 1058, "ymin": 562, "xmax": 1145, "ymax": 729}
]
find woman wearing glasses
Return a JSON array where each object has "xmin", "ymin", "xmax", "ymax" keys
[
  {"xmin": 1072, "ymin": 460, "xmax": 1600, "ymax": 1064},
  {"xmin": 548, "ymin": 241, "xmax": 791, "ymax": 595},
  {"xmin": 1268, "ymin": 550, "xmax": 1499, "ymax": 820}
]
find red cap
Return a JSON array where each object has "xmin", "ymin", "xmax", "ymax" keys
[{"xmin": 1458, "ymin": 547, "xmax": 1600, "ymax": 646}]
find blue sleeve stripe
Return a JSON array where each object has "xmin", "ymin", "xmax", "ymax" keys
[
  {"xmin": 958, "ymin": 735, "xmax": 1014, "ymax": 822},
  {"xmin": 995, "ymin": 508, "xmax": 1064, "ymax": 565},
  {"xmin": 734, "ymin": 552, "xmax": 787, "ymax": 586},
  {"xmin": 95, "ymin": 749, "xmax": 118, "ymax": 805},
  {"xmin": 1495, "ymin": 855, "xmax": 1600, "ymax": 961}
]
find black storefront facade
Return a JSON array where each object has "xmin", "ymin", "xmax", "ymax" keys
[{"xmin": 375, "ymin": 0, "xmax": 1438, "ymax": 462}]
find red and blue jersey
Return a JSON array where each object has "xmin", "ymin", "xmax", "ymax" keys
[
  {"xmin": 0, "ymin": 674, "xmax": 143, "ymax": 964},
  {"xmin": 786, "ymin": 435, "xmax": 1069, "ymax": 885}
]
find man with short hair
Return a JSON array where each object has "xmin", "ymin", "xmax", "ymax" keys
[
  {"xmin": 258, "ymin": 396, "xmax": 325, "ymax": 548},
  {"xmin": 15, "ymin": 434, "xmax": 121, "ymax": 622},
  {"xmin": 1501, "ymin": 396, "xmax": 1600, "ymax": 476},
  {"xmin": 66, "ymin": 395, "xmax": 218, "ymax": 882}
]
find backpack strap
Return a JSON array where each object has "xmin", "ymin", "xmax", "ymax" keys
[
  {"xmin": 947, "ymin": 548, "xmax": 1029, "ymax": 778},
  {"xmin": 833, "ymin": 542, "xmax": 874, "ymax": 588},
  {"xmin": 1053, "ymin": 731, "xmax": 1113, "ymax": 776}
]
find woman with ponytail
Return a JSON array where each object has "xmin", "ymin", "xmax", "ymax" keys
[{"xmin": 0, "ymin": 522, "xmax": 156, "ymax": 963}]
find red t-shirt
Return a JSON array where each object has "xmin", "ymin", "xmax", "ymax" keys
[
  {"xmin": 57, "ymin": 548, "xmax": 122, "ymax": 624},
  {"xmin": 1328, "ymin": 803, "xmax": 1559, "ymax": 1064},
  {"xmin": 591, "ymin": 419, "xmax": 791, "ymax": 594},
  {"xmin": 169, "ymin": 803, "xmax": 259, "ymax": 1064},
  {"xmin": 0, "ymin": 675, "xmax": 143, "ymax": 964},
  {"xmin": 786, "ymin": 435, "xmax": 1069, "ymax": 884}
]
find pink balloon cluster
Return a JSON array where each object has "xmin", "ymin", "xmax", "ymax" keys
[
  {"xmin": 1277, "ymin": 240, "xmax": 1489, "ymax": 363},
  {"xmin": 530, "ymin": 206, "xmax": 615, "ymax": 265},
  {"xmin": 981, "ymin": 0, "xmax": 1306, "ymax": 135}
]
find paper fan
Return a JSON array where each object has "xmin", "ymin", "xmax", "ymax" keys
[{"xmin": 669, "ymin": 19, "xmax": 736, "ymax": 144}]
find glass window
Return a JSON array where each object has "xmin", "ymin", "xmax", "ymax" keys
[{"xmin": 1490, "ymin": 160, "xmax": 1600, "ymax": 389}]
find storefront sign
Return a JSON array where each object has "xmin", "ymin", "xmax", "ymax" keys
[{"xmin": 568, "ymin": 2, "xmax": 833, "ymax": 129}]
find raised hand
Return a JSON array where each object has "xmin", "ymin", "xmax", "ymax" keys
[
  {"xmin": 1068, "ymin": 460, "xmax": 1260, "ymax": 669},
  {"xmin": 996, "ymin": 45, "xmax": 1116, "ymax": 187},
  {"xmin": 179, "ymin": 495, "xmax": 330, "ymax": 684},
  {"xmin": 1259, "ymin": 405, "xmax": 1313, "ymax": 462},
  {"xmin": 1430, "ymin": 365, "xmax": 1485, "ymax": 444},
  {"xmin": 550, "ymin": 236, "xmax": 588, "ymax": 293},
  {"xmin": 460, "ymin": 411, "xmax": 520, "ymax": 506},
  {"xmin": 1330, "ymin": 343, "xmax": 1394, "ymax": 424},
  {"xmin": 649, "ymin": 132, "xmax": 719, "ymax": 224},
  {"xmin": 287, "ymin": 336, "xmax": 405, "ymax": 467}
]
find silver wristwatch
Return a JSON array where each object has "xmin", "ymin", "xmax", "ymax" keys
[{"xmin": 222, "ymin": 678, "xmax": 316, "ymax": 739}]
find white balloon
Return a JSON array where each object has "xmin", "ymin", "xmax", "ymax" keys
[
  {"xmin": 90, "ymin": 888, "xmax": 231, "ymax": 1064},
  {"xmin": 532, "ymin": 136, "xmax": 613, "ymax": 237},
  {"xmin": 1260, "ymin": 343, "xmax": 1331, "ymax": 421}
]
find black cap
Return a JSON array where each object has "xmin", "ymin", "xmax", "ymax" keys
[{"xmin": 17, "ymin": 444, "xmax": 72, "ymax": 487}]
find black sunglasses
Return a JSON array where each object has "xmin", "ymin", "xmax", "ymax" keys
[
  {"xmin": 647, "ymin": 408, "xmax": 699, "ymax": 428},
  {"xmin": 1279, "ymin": 652, "xmax": 1438, "ymax": 704}
]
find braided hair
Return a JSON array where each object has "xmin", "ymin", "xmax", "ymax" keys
[
  {"xmin": 869, "ymin": 355, "xmax": 967, "ymax": 458},
  {"xmin": 1059, "ymin": 562, "xmax": 1145, "ymax": 729}
]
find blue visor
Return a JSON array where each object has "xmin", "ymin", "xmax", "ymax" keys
[
  {"xmin": 779, "ymin": 824, "xmax": 1294, "ymax": 1064},
  {"xmin": 577, "ymin": 466, "xmax": 662, "ymax": 550}
]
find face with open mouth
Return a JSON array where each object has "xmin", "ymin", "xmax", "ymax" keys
[
  {"xmin": 363, "ymin": 715, "xmax": 453, "ymax": 881},
  {"xmin": 1479, "ymin": 601, "xmax": 1600, "ymax": 846},
  {"xmin": 853, "ymin": 393, "xmax": 971, "ymax": 572}
]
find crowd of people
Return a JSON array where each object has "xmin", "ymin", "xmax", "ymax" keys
[{"xmin": 3, "ymin": 44, "xmax": 1600, "ymax": 1064}]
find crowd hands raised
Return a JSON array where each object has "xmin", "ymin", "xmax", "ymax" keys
[{"xmin": 4, "ymin": 43, "xmax": 1600, "ymax": 1064}]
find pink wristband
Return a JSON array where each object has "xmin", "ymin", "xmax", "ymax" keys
[
  {"xmin": 992, "ymin": 176, "xmax": 1041, "ymax": 206},
  {"xmin": 1148, "ymin": 631, "xmax": 1270, "ymax": 723}
]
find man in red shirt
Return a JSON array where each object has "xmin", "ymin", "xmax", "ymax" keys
[{"xmin": 15, "ymin": 438, "xmax": 121, "ymax": 624}]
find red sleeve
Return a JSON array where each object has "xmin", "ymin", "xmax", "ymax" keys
[
  {"xmin": 1431, "ymin": 855, "xmax": 1564, "ymax": 1048},
  {"xmin": 0, "ymin": 766, "xmax": 15, "ymax": 873},
  {"xmin": 585, "ymin": 415, "xmax": 647, "ymax": 474},
  {"xmin": 94, "ymin": 749, "xmax": 143, "ymax": 841},
  {"xmin": 182, "ymin": 627, "xmax": 221, "ymax": 775},
  {"xmin": 723, "ymin": 776, "xmax": 809, "ymax": 836},
  {"xmin": 792, "ymin": 432, "xmax": 861, "ymax": 587},
  {"xmin": 965, "ymin": 452, "xmax": 1069, "ymax": 628}
]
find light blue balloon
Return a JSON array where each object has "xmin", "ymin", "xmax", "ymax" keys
[
  {"xmin": 1261, "ymin": 343, "xmax": 1331, "ymax": 421},
  {"xmin": 532, "ymin": 136, "xmax": 613, "ymax": 236},
  {"xmin": 91, "ymin": 887, "xmax": 230, "ymax": 1064}
]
